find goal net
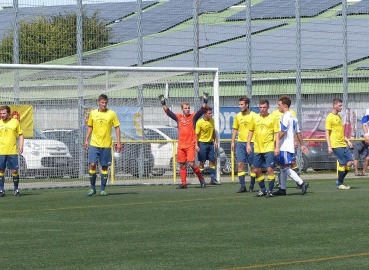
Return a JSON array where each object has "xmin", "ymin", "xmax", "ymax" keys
[{"xmin": 0, "ymin": 64, "xmax": 220, "ymax": 190}]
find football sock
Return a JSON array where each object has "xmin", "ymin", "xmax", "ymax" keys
[
  {"xmin": 257, "ymin": 175, "xmax": 266, "ymax": 193},
  {"xmin": 238, "ymin": 171, "xmax": 246, "ymax": 187},
  {"xmin": 267, "ymin": 174, "xmax": 275, "ymax": 192},
  {"xmin": 275, "ymin": 166, "xmax": 281, "ymax": 184},
  {"xmin": 0, "ymin": 172, "xmax": 4, "ymax": 191},
  {"xmin": 199, "ymin": 167, "xmax": 205, "ymax": 177},
  {"xmin": 180, "ymin": 167, "xmax": 187, "ymax": 185},
  {"xmin": 12, "ymin": 172, "xmax": 19, "ymax": 190},
  {"xmin": 250, "ymin": 172, "xmax": 256, "ymax": 187},
  {"xmin": 193, "ymin": 166, "xmax": 203, "ymax": 180},
  {"xmin": 337, "ymin": 166, "xmax": 345, "ymax": 185},
  {"xmin": 100, "ymin": 170, "xmax": 108, "ymax": 191},
  {"xmin": 89, "ymin": 169, "xmax": 97, "ymax": 190},
  {"xmin": 344, "ymin": 166, "xmax": 350, "ymax": 179},
  {"xmin": 283, "ymin": 167, "xmax": 303, "ymax": 185},
  {"xmin": 292, "ymin": 166, "xmax": 300, "ymax": 176},
  {"xmin": 280, "ymin": 168, "xmax": 288, "ymax": 189},
  {"xmin": 209, "ymin": 166, "xmax": 216, "ymax": 182}
]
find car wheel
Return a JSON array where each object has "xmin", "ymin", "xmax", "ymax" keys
[
  {"xmin": 221, "ymin": 158, "xmax": 238, "ymax": 174},
  {"xmin": 301, "ymin": 154, "xmax": 309, "ymax": 171}
]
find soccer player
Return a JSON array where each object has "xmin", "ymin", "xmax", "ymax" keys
[
  {"xmin": 160, "ymin": 94, "xmax": 207, "ymax": 189},
  {"xmin": 273, "ymin": 96, "xmax": 309, "ymax": 196},
  {"xmin": 325, "ymin": 98, "xmax": 353, "ymax": 190},
  {"xmin": 247, "ymin": 99, "xmax": 279, "ymax": 197},
  {"xmin": 84, "ymin": 94, "xmax": 122, "ymax": 196},
  {"xmin": 0, "ymin": 105, "xmax": 24, "ymax": 196},
  {"xmin": 195, "ymin": 106, "xmax": 220, "ymax": 185},
  {"xmin": 231, "ymin": 96, "xmax": 257, "ymax": 193},
  {"xmin": 353, "ymin": 133, "xmax": 369, "ymax": 176},
  {"xmin": 271, "ymin": 107, "xmax": 302, "ymax": 189}
]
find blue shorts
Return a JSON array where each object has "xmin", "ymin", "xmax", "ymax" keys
[
  {"xmin": 236, "ymin": 142, "xmax": 254, "ymax": 164},
  {"xmin": 332, "ymin": 146, "xmax": 354, "ymax": 165},
  {"xmin": 254, "ymin": 152, "xmax": 275, "ymax": 168},
  {"xmin": 89, "ymin": 146, "xmax": 112, "ymax": 167},
  {"xmin": 278, "ymin": 151, "xmax": 294, "ymax": 166},
  {"xmin": 197, "ymin": 142, "xmax": 215, "ymax": 163},
  {"xmin": 0, "ymin": 155, "xmax": 19, "ymax": 170}
]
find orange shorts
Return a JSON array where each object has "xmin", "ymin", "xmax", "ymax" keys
[{"xmin": 177, "ymin": 144, "xmax": 196, "ymax": 163}]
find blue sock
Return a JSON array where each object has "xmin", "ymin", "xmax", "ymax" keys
[
  {"xmin": 338, "ymin": 171, "xmax": 345, "ymax": 185},
  {"xmin": 239, "ymin": 174, "xmax": 246, "ymax": 187},
  {"xmin": 209, "ymin": 167, "xmax": 216, "ymax": 182},
  {"xmin": 100, "ymin": 173, "xmax": 108, "ymax": 191},
  {"xmin": 0, "ymin": 174, "xmax": 4, "ymax": 191},
  {"xmin": 13, "ymin": 173, "xmax": 19, "ymax": 190},
  {"xmin": 89, "ymin": 170, "xmax": 97, "ymax": 190},
  {"xmin": 268, "ymin": 180, "xmax": 275, "ymax": 192},
  {"xmin": 258, "ymin": 180, "xmax": 266, "ymax": 193}
]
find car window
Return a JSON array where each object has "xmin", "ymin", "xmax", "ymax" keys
[
  {"xmin": 157, "ymin": 128, "xmax": 178, "ymax": 140},
  {"xmin": 34, "ymin": 128, "xmax": 47, "ymax": 139},
  {"xmin": 144, "ymin": 129, "xmax": 165, "ymax": 141}
]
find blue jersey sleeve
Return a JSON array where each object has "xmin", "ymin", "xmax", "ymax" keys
[{"xmin": 165, "ymin": 108, "xmax": 178, "ymax": 123}]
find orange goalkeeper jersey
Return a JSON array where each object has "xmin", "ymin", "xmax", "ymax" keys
[{"xmin": 165, "ymin": 107, "xmax": 204, "ymax": 148}]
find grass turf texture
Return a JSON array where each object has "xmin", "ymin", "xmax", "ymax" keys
[{"xmin": 1, "ymin": 177, "xmax": 369, "ymax": 269}]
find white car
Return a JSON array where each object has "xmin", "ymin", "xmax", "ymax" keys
[
  {"xmin": 143, "ymin": 125, "xmax": 227, "ymax": 173},
  {"xmin": 19, "ymin": 128, "xmax": 73, "ymax": 177}
]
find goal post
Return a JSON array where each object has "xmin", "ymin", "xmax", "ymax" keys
[{"xmin": 0, "ymin": 64, "xmax": 220, "ymax": 189}]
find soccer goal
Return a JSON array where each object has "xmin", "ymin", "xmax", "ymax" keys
[{"xmin": 0, "ymin": 64, "xmax": 220, "ymax": 190}]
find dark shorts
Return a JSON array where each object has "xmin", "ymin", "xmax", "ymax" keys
[
  {"xmin": 332, "ymin": 146, "xmax": 354, "ymax": 165},
  {"xmin": 197, "ymin": 142, "xmax": 215, "ymax": 163},
  {"xmin": 353, "ymin": 141, "xmax": 369, "ymax": 160},
  {"xmin": 89, "ymin": 146, "xmax": 112, "ymax": 167},
  {"xmin": 236, "ymin": 142, "xmax": 254, "ymax": 164},
  {"xmin": 0, "ymin": 155, "xmax": 19, "ymax": 170},
  {"xmin": 254, "ymin": 152, "xmax": 275, "ymax": 169}
]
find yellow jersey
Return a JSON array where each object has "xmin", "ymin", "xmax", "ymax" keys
[
  {"xmin": 196, "ymin": 118, "xmax": 215, "ymax": 143},
  {"xmin": 325, "ymin": 113, "xmax": 346, "ymax": 148},
  {"xmin": 87, "ymin": 109, "xmax": 120, "ymax": 148},
  {"xmin": 0, "ymin": 118, "xmax": 23, "ymax": 155},
  {"xmin": 232, "ymin": 110, "xmax": 257, "ymax": 142},
  {"xmin": 251, "ymin": 113, "xmax": 279, "ymax": 153}
]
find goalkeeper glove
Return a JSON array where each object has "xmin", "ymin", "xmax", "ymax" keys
[
  {"xmin": 158, "ymin": 94, "xmax": 166, "ymax": 106},
  {"xmin": 202, "ymin": 92, "xmax": 209, "ymax": 104}
]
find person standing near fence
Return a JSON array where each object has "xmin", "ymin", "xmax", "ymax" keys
[
  {"xmin": 247, "ymin": 99, "xmax": 279, "ymax": 197},
  {"xmin": 195, "ymin": 106, "xmax": 220, "ymax": 185},
  {"xmin": 273, "ymin": 96, "xmax": 309, "ymax": 196},
  {"xmin": 325, "ymin": 98, "xmax": 353, "ymax": 190},
  {"xmin": 84, "ymin": 94, "xmax": 122, "ymax": 196},
  {"xmin": 0, "ymin": 105, "xmax": 24, "ymax": 196},
  {"xmin": 231, "ymin": 97, "xmax": 257, "ymax": 193},
  {"xmin": 159, "ymin": 94, "xmax": 207, "ymax": 189}
]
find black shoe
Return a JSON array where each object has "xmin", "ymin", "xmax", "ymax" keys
[
  {"xmin": 301, "ymin": 181, "xmax": 309, "ymax": 195},
  {"xmin": 249, "ymin": 185, "xmax": 254, "ymax": 192},
  {"xmin": 0, "ymin": 191, "xmax": 4, "ymax": 197},
  {"xmin": 274, "ymin": 183, "xmax": 281, "ymax": 189},
  {"xmin": 210, "ymin": 180, "xmax": 221, "ymax": 185},
  {"xmin": 237, "ymin": 186, "xmax": 247, "ymax": 193},
  {"xmin": 200, "ymin": 180, "xmax": 206, "ymax": 188},
  {"xmin": 272, "ymin": 189, "xmax": 286, "ymax": 196},
  {"xmin": 14, "ymin": 189, "xmax": 21, "ymax": 196},
  {"xmin": 176, "ymin": 184, "xmax": 187, "ymax": 189},
  {"xmin": 266, "ymin": 191, "xmax": 273, "ymax": 198},
  {"xmin": 254, "ymin": 190, "xmax": 266, "ymax": 197},
  {"xmin": 296, "ymin": 184, "xmax": 302, "ymax": 189}
]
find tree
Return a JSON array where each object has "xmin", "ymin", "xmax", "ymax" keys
[{"xmin": 0, "ymin": 10, "xmax": 112, "ymax": 64}]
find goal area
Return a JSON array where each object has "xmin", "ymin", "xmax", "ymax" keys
[{"xmin": 0, "ymin": 64, "xmax": 220, "ymax": 190}]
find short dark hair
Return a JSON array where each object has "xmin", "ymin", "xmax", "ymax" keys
[
  {"xmin": 259, "ymin": 99, "xmax": 269, "ymax": 107},
  {"xmin": 239, "ymin": 97, "xmax": 250, "ymax": 105},
  {"xmin": 204, "ymin": 106, "xmax": 212, "ymax": 113},
  {"xmin": 98, "ymin": 94, "xmax": 108, "ymax": 101},
  {"xmin": 0, "ymin": 105, "xmax": 11, "ymax": 114},
  {"xmin": 278, "ymin": 95, "xmax": 291, "ymax": 108},
  {"xmin": 333, "ymin": 98, "xmax": 342, "ymax": 105}
]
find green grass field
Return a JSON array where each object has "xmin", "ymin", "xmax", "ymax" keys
[{"xmin": 2, "ymin": 177, "xmax": 369, "ymax": 270}]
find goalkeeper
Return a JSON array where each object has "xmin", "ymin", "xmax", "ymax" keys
[{"xmin": 159, "ymin": 94, "xmax": 208, "ymax": 189}]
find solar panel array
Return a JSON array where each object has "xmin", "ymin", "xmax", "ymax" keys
[
  {"xmin": 20, "ymin": 22, "xmax": 285, "ymax": 80},
  {"xmin": 0, "ymin": 1, "xmax": 157, "ymax": 39},
  {"xmin": 148, "ymin": 19, "xmax": 369, "ymax": 72},
  {"xmin": 109, "ymin": 0, "xmax": 243, "ymax": 43},
  {"xmin": 337, "ymin": 0, "xmax": 369, "ymax": 15},
  {"xmin": 356, "ymin": 63, "xmax": 369, "ymax": 70},
  {"xmin": 226, "ymin": 0, "xmax": 341, "ymax": 21}
]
